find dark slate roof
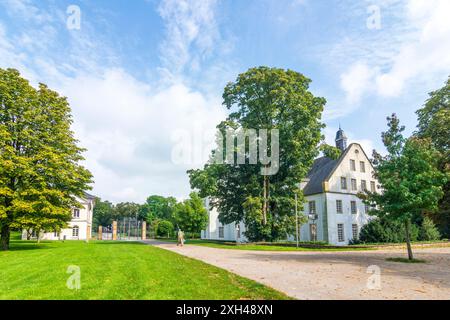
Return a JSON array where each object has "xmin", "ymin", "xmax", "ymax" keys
[
  {"xmin": 83, "ymin": 192, "xmax": 97, "ymax": 200},
  {"xmin": 303, "ymin": 156, "xmax": 338, "ymax": 195}
]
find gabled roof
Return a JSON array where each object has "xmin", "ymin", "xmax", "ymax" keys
[
  {"xmin": 303, "ymin": 156, "xmax": 338, "ymax": 195},
  {"xmin": 83, "ymin": 192, "xmax": 97, "ymax": 200},
  {"xmin": 303, "ymin": 143, "xmax": 371, "ymax": 196}
]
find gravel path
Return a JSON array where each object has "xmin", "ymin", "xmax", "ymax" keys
[{"xmin": 144, "ymin": 240, "xmax": 450, "ymax": 300}]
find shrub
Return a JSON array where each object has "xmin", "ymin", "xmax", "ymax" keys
[
  {"xmin": 419, "ymin": 217, "xmax": 441, "ymax": 241},
  {"xmin": 157, "ymin": 220, "xmax": 174, "ymax": 238},
  {"xmin": 358, "ymin": 217, "xmax": 419, "ymax": 244}
]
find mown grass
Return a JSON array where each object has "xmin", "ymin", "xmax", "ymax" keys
[
  {"xmin": 0, "ymin": 239, "xmax": 290, "ymax": 300},
  {"xmin": 176, "ymin": 239, "xmax": 375, "ymax": 252}
]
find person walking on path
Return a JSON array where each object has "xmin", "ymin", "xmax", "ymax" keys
[{"xmin": 177, "ymin": 229, "xmax": 185, "ymax": 247}]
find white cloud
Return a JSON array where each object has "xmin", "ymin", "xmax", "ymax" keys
[
  {"xmin": 340, "ymin": 62, "xmax": 378, "ymax": 103},
  {"xmin": 0, "ymin": 0, "xmax": 227, "ymax": 203},
  {"xmin": 157, "ymin": 0, "xmax": 220, "ymax": 77},
  {"xmin": 336, "ymin": 0, "xmax": 450, "ymax": 111}
]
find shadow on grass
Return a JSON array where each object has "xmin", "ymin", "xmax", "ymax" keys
[{"xmin": 7, "ymin": 241, "xmax": 54, "ymax": 251}]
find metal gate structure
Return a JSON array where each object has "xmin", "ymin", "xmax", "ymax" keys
[{"xmin": 96, "ymin": 218, "xmax": 148, "ymax": 241}]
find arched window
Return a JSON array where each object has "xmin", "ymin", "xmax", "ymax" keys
[{"xmin": 72, "ymin": 226, "xmax": 79, "ymax": 237}]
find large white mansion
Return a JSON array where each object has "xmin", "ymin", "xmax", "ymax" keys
[
  {"xmin": 201, "ymin": 128, "xmax": 379, "ymax": 245},
  {"xmin": 22, "ymin": 193, "xmax": 95, "ymax": 241}
]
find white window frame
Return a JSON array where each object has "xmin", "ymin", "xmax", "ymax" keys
[
  {"xmin": 337, "ymin": 224, "xmax": 345, "ymax": 242},
  {"xmin": 341, "ymin": 177, "xmax": 347, "ymax": 190},
  {"xmin": 336, "ymin": 200, "xmax": 343, "ymax": 214},
  {"xmin": 360, "ymin": 161, "xmax": 366, "ymax": 173},
  {"xmin": 73, "ymin": 209, "xmax": 80, "ymax": 218},
  {"xmin": 350, "ymin": 159, "xmax": 356, "ymax": 171},
  {"xmin": 351, "ymin": 178, "xmax": 357, "ymax": 191},
  {"xmin": 72, "ymin": 225, "xmax": 79, "ymax": 237},
  {"xmin": 351, "ymin": 201, "xmax": 357, "ymax": 214},
  {"xmin": 370, "ymin": 181, "xmax": 376, "ymax": 192},
  {"xmin": 361, "ymin": 180, "xmax": 367, "ymax": 191},
  {"xmin": 352, "ymin": 224, "xmax": 358, "ymax": 240}
]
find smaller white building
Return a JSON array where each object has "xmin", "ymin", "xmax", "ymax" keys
[{"xmin": 22, "ymin": 193, "xmax": 95, "ymax": 241}]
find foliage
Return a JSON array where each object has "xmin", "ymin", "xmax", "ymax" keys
[
  {"xmin": 357, "ymin": 217, "xmax": 419, "ymax": 243},
  {"xmin": 320, "ymin": 143, "xmax": 342, "ymax": 160},
  {"xmin": 189, "ymin": 67, "xmax": 325, "ymax": 241},
  {"xmin": 156, "ymin": 220, "xmax": 174, "ymax": 237},
  {"xmin": 419, "ymin": 217, "xmax": 441, "ymax": 241},
  {"xmin": 0, "ymin": 68, "xmax": 93, "ymax": 250},
  {"xmin": 139, "ymin": 195, "xmax": 177, "ymax": 223},
  {"xmin": 113, "ymin": 202, "xmax": 140, "ymax": 219},
  {"xmin": 93, "ymin": 198, "xmax": 114, "ymax": 228},
  {"xmin": 415, "ymin": 76, "xmax": 450, "ymax": 237},
  {"xmin": 173, "ymin": 192, "xmax": 208, "ymax": 235},
  {"xmin": 362, "ymin": 114, "xmax": 447, "ymax": 259}
]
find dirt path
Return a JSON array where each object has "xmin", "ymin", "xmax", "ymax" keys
[{"xmin": 144, "ymin": 240, "xmax": 450, "ymax": 300}]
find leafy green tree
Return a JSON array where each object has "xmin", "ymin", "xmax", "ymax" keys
[
  {"xmin": 0, "ymin": 69, "xmax": 92, "ymax": 250},
  {"xmin": 416, "ymin": 77, "xmax": 450, "ymax": 237},
  {"xmin": 362, "ymin": 114, "xmax": 447, "ymax": 260},
  {"xmin": 156, "ymin": 220, "xmax": 174, "ymax": 238},
  {"xmin": 419, "ymin": 217, "xmax": 441, "ymax": 241},
  {"xmin": 173, "ymin": 192, "xmax": 208, "ymax": 236},
  {"xmin": 113, "ymin": 202, "xmax": 140, "ymax": 219},
  {"xmin": 320, "ymin": 143, "xmax": 342, "ymax": 160},
  {"xmin": 93, "ymin": 198, "xmax": 114, "ymax": 228},
  {"xmin": 189, "ymin": 67, "xmax": 325, "ymax": 241},
  {"xmin": 140, "ymin": 195, "xmax": 177, "ymax": 223}
]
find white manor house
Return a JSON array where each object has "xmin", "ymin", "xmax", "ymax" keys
[
  {"xmin": 22, "ymin": 193, "xmax": 96, "ymax": 241},
  {"xmin": 201, "ymin": 128, "xmax": 379, "ymax": 245}
]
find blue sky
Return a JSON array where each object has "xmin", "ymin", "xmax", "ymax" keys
[{"xmin": 1, "ymin": 0, "xmax": 449, "ymax": 203}]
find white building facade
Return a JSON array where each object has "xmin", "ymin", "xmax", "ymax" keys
[
  {"xmin": 22, "ymin": 193, "xmax": 95, "ymax": 241},
  {"xmin": 201, "ymin": 128, "xmax": 379, "ymax": 245}
]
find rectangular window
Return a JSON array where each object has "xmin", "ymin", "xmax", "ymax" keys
[
  {"xmin": 352, "ymin": 224, "xmax": 358, "ymax": 240},
  {"xmin": 72, "ymin": 226, "xmax": 79, "ymax": 237},
  {"xmin": 365, "ymin": 204, "xmax": 370, "ymax": 214},
  {"xmin": 337, "ymin": 224, "xmax": 345, "ymax": 242},
  {"xmin": 350, "ymin": 159, "xmax": 356, "ymax": 171},
  {"xmin": 309, "ymin": 201, "xmax": 316, "ymax": 214},
  {"xmin": 341, "ymin": 177, "xmax": 347, "ymax": 190},
  {"xmin": 336, "ymin": 200, "xmax": 343, "ymax": 214},
  {"xmin": 351, "ymin": 201, "xmax": 357, "ymax": 214},
  {"xmin": 361, "ymin": 180, "xmax": 367, "ymax": 191},
  {"xmin": 236, "ymin": 224, "xmax": 240, "ymax": 239},
  {"xmin": 218, "ymin": 227, "xmax": 224, "ymax": 239},
  {"xmin": 73, "ymin": 209, "xmax": 80, "ymax": 218},
  {"xmin": 360, "ymin": 161, "xmax": 366, "ymax": 173},
  {"xmin": 370, "ymin": 181, "xmax": 376, "ymax": 192},
  {"xmin": 351, "ymin": 179, "xmax": 357, "ymax": 191}
]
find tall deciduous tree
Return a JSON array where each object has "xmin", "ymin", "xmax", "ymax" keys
[
  {"xmin": 93, "ymin": 198, "xmax": 114, "ymax": 228},
  {"xmin": 0, "ymin": 68, "xmax": 93, "ymax": 250},
  {"xmin": 363, "ymin": 114, "xmax": 447, "ymax": 260},
  {"xmin": 189, "ymin": 67, "xmax": 325, "ymax": 241},
  {"xmin": 173, "ymin": 192, "xmax": 208, "ymax": 236},
  {"xmin": 415, "ymin": 76, "xmax": 450, "ymax": 237}
]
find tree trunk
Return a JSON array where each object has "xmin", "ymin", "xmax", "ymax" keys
[
  {"xmin": 404, "ymin": 220, "xmax": 414, "ymax": 260},
  {"xmin": 1, "ymin": 224, "xmax": 10, "ymax": 251},
  {"xmin": 262, "ymin": 174, "xmax": 268, "ymax": 225}
]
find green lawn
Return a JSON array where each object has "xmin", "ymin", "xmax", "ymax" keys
[
  {"xmin": 175, "ymin": 239, "xmax": 375, "ymax": 252},
  {"xmin": 0, "ymin": 239, "xmax": 289, "ymax": 300}
]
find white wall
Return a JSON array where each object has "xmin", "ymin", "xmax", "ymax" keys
[{"xmin": 22, "ymin": 196, "xmax": 94, "ymax": 241}]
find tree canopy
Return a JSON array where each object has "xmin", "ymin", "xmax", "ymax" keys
[
  {"xmin": 0, "ymin": 68, "xmax": 93, "ymax": 250},
  {"xmin": 362, "ymin": 114, "xmax": 447, "ymax": 259},
  {"xmin": 189, "ymin": 67, "xmax": 325, "ymax": 241}
]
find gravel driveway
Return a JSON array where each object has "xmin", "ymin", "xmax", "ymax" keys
[{"xmin": 144, "ymin": 240, "xmax": 450, "ymax": 300}]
